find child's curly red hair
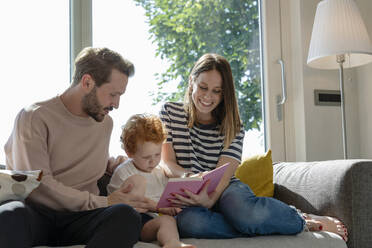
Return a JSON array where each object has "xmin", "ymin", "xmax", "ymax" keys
[{"xmin": 121, "ymin": 114, "xmax": 167, "ymax": 155}]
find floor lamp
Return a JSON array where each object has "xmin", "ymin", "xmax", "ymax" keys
[{"xmin": 307, "ymin": 0, "xmax": 372, "ymax": 159}]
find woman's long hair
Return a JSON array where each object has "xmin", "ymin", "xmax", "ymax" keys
[{"xmin": 184, "ymin": 53, "xmax": 241, "ymax": 149}]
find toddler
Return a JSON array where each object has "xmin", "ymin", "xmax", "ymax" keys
[{"xmin": 107, "ymin": 114, "xmax": 195, "ymax": 248}]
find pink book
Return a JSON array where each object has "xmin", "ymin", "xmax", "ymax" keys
[{"xmin": 156, "ymin": 163, "xmax": 230, "ymax": 208}]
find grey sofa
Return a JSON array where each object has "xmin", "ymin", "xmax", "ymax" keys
[
  {"xmin": 273, "ymin": 159, "xmax": 371, "ymax": 248},
  {"xmin": 2, "ymin": 159, "xmax": 371, "ymax": 248}
]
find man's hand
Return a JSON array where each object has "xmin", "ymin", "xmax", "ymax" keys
[
  {"xmin": 106, "ymin": 155, "xmax": 127, "ymax": 176},
  {"xmin": 107, "ymin": 183, "xmax": 152, "ymax": 213}
]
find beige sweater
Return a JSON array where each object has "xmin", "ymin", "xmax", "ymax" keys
[{"xmin": 4, "ymin": 96, "xmax": 111, "ymax": 211}]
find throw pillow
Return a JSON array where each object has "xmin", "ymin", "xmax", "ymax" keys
[
  {"xmin": 0, "ymin": 169, "xmax": 42, "ymax": 203},
  {"xmin": 235, "ymin": 150, "xmax": 274, "ymax": 197}
]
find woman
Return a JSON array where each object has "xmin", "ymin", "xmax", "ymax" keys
[{"xmin": 159, "ymin": 53, "xmax": 348, "ymax": 241}]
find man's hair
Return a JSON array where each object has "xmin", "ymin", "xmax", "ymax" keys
[
  {"xmin": 121, "ymin": 114, "xmax": 167, "ymax": 155},
  {"xmin": 184, "ymin": 53, "xmax": 241, "ymax": 149},
  {"xmin": 71, "ymin": 47, "xmax": 135, "ymax": 87}
]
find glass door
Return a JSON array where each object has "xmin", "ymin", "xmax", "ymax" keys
[{"xmin": 261, "ymin": 0, "xmax": 287, "ymax": 161}]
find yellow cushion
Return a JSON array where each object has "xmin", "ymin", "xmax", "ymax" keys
[{"xmin": 235, "ymin": 150, "xmax": 274, "ymax": 197}]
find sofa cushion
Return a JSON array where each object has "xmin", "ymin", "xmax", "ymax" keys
[
  {"xmin": 235, "ymin": 150, "xmax": 274, "ymax": 197},
  {"xmin": 0, "ymin": 169, "xmax": 42, "ymax": 203},
  {"xmin": 34, "ymin": 231, "xmax": 347, "ymax": 248}
]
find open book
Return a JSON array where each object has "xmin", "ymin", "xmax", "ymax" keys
[{"xmin": 156, "ymin": 163, "xmax": 230, "ymax": 208}]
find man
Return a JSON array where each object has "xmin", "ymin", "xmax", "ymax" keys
[{"xmin": 0, "ymin": 47, "xmax": 152, "ymax": 248}]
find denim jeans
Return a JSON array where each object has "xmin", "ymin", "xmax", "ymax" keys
[{"xmin": 176, "ymin": 180, "xmax": 305, "ymax": 239}]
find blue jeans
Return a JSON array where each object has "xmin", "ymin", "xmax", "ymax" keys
[{"xmin": 176, "ymin": 180, "xmax": 305, "ymax": 239}]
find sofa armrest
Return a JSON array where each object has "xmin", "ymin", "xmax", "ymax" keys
[{"xmin": 273, "ymin": 159, "xmax": 372, "ymax": 248}]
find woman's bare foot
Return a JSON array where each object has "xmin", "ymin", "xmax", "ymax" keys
[
  {"xmin": 304, "ymin": 214, "xmax": 348, "ymax": 242},
  {"xmin": 305, "ymin": 218, "xmax": 323, "ymax": 231},
  {"xmin": 163, "ymin": 240, "xmax": 196, "ymax": 248}
]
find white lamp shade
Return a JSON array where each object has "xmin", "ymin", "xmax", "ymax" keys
[{"xmin": 307, "ymin": 0, "xmax": 372, "ymax": 69}]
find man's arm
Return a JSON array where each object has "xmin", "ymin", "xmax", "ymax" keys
[
  {"xmin": 5, "ymin": 110, "xmax": 105, "ymax": 210},
  {"xmin": 5, "ymin": 109, "xmax": 110, "ymax": 210},
  {"xmin": 6, "ymin": 109, "xmax": 153, "ymax": 211}
]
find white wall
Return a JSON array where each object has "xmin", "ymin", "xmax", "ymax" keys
[
  {"xmin": 282, "ymin": 0, "xmax": 372, "ymax": 161},
  {"xmin": 356, "ymin": 0, "xmax": 372, "ymax": 159}
]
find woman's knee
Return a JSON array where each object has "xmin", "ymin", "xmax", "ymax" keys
[
  {"xmin": 219, "ymin": 181, "xmax": 255, "ymax": 205},
  {"xmin": 218, "ymin": 182, "xmax": 256, "ymax": 219}
]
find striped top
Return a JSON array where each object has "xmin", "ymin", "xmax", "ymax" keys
[{"xmin": 160, "ymin": 102, "xmax": 245, "ymax": 174}]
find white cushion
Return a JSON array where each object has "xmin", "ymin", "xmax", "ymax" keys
[{"xmin": 0, "ymin": 169, "xmax": 42, "ymax": 203}]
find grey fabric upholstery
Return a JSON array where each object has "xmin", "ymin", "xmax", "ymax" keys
[
  {"xmin": 3, "ymin": 160, "xmax": 369, "ymax": 248},
  {"xmin": 274, "ymin": 159, "xmax": 372, "ymax": 248},
  {"xmin": 35, "ymin": 232, "xmax": 347, "ymax": 248}
]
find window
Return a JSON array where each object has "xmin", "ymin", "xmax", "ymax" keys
[
  {"xmin": 0, "ymin": 1, "xmax": 265, "ymax": 164},
  {"xmin": 0, "ymin": 0, "xmax": 69, "ymax": 164},
  {"xmin": 92, "ymin": 0, "xmax": 265, "ymax": 159}
]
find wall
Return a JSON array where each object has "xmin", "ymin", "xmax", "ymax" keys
[
  {"xmin": 282, "ymin": 0, "xmax": 372, "ymax": 161},
  {"xmin": 356, "ymin": 0, "xmax": 372, "ymax": 159}
]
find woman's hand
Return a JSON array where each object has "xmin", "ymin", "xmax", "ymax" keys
[{"xmin": 168, "ymin": 180, "xmax": 217, "ymax": 209}]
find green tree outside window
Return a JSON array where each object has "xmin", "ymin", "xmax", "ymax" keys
[{"xmin": 135, "ymin": 0, "xmax": 262, "ymax": 131}]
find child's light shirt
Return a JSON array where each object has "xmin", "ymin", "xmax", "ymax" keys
[{"xmin": 107, "ymin": 159, "xmax": 168, "ymax": 202}]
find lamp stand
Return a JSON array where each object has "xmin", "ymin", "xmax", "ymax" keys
[{"xmin": 337, "ymin": 54, "xmax": 348, "ymax": 159}]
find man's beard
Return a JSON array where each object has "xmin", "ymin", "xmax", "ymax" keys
[{"xmin": 82, "ymin": 87, "xmax": 112, "ymax": 122}]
